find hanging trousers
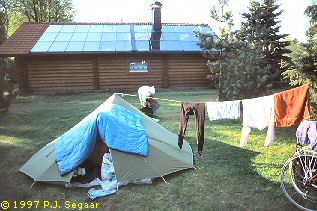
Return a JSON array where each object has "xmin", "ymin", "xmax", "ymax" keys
[{"xmin": 178, "ymin": 102, "xmax": 205, "ymax": 155}]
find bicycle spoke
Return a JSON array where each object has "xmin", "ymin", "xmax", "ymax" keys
[{"xmin": 281, "ymin": 152, "xmax": 317, "ymax": 211}]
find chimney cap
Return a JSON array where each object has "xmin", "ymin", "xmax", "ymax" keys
[{"xmin": 151, "ymin": 1, "xmax": 162, "ymax": 9}]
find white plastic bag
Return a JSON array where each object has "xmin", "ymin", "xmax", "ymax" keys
[{"xmin": 101, "ymin": 153, "xmax": 115, "ymax": 181}]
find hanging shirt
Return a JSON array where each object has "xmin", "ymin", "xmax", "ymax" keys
[
  {"xmin": 206, "ymin": 101, "xmax": 241, "ymax": 121},
  {"xmin": 274, "ymin": 84, "xmax": 311, "ymax": 127},
  {"xmin": 296, "ymin": 120, "xmax": 317, "ymax": 151},
  {"xmin": 240, "ymin": 95, "xmax": 275, "ymax": 147}
]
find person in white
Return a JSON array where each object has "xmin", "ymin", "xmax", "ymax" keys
[{"xmin": 138, "ymin": 86, "xmax": 155, "ymax": 108}]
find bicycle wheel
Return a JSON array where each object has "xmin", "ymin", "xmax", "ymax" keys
[{"xmin": 281, "ymin": 153, "xmax": 317, "ymax": 211}]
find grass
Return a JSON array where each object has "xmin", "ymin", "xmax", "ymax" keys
[{"xmin": 0, "ymin": 88, "xmax": 299, "ymax": 210}]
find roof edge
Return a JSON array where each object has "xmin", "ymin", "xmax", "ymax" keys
[{"xmin": 22, "ymin": 21, "xmax": 210, "ymax": 27}]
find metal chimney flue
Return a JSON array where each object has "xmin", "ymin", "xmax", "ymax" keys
[{"xmin": 151, "ymin": 1, "xmax": 162, "ymax": 32}]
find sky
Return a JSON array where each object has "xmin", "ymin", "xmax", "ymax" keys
[{"xmin": 72, "ymin": 0, "xmax": 312, "ymax": 42}]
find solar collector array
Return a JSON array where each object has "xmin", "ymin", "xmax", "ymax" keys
[{"xmin": 31, "ymin": 24, "xmax": 215, "ymax": 53}]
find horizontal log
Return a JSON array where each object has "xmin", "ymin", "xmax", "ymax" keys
[
  {"xmin": 26, "ymin": 63, "xmax": 93, "ymax": 68},
  {"xmin": 29, "ymin": 83, "xmax": 94, "ymax": 88},
  {"xmin": 168, "ymin": 72, "xmax": 208, "ymax": 76},
  {"xmin": 98, "ymin": 73, "xmax": 162, "ymax": 77},
  {"xmin": 29, "ymin": 80, "xmax": 94, "ymax": 85},
  {"xmin": 27, "ymin": 67, "xmax": 93, "ymax": 71},
  {"xmin": 26, "ymin": 60, "xmax": 93, "ymax": 65},
  {"xmin": 99, "ymin": 79, "xmax": 162, "ymax": 84},
  {"xmin": 168, "ymin": 64, "xmax": 208, "ymax": 68},
  {"xmin": 28, "ymin": 74, "xmax": 94, "ymax": 78},
  {"xmin": 29, "ymin": 78, "xmax": 94, "ymax": 83},
  {"xmin": 168, "ymin": 82, "xmax": 210, "ymax": 86},
  {"xmin": 30, "ymin": 86, "xmax": 94, "ymax": 91},
  {"xmin": 100, "ymin": 84, "xmax": 163, "ymax": 89}
]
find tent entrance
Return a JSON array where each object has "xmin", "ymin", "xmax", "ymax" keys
[{"xmin": 71, "ymin": 139, "xmax": 109, "ymax": 183}]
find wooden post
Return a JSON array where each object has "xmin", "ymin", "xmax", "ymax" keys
[
  {"xmin": 15, "ymin": 56, "xmax": 29, "ymax": 95},
  {"xmin": 93, "ymin": 58, "xmax": 100, "ymax": 90},
  {"xmin": 162, "ymin": 55, "xmax": 169, "ymax": 88}
]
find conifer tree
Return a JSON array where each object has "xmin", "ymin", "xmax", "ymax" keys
[
  {"xmin": 239, "ymin": 0, "xmax": 291, "ymax": 85},
  {"xmin": 197, "ymin": 0, "xmax": 235, "ymax": 100},
  {"xmin": 283, "ymin": 3, "xmax": 317, "ymax": 116},
  {"xmin": 198, "ymin": 0, "xmax": 286, "ymax": 100}
]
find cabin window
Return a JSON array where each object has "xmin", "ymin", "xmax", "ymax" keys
[{"xmin": 129, "ymin": 61, "xmax": 148, "ymax": 72}]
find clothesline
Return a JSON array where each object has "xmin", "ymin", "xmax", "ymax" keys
[
  {"xmin": 115, "ymin": 92, "xmax": 184, "ymax": 103},
  {"xmin": 117, "ymin": 84, "xmax": 311, "ymax": 149},
  {"xmin": 115, "ymin": 92, "xmax": 217, "ymax": 104}
]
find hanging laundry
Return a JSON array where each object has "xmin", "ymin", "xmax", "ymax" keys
[
  {"xmin": 178, "ymin": 102, "xmax": 205, "ymax": 155},
  {"xmin": 296, "ymin": 120, "xmax": 317, "ymax": 151},
  {"xmin": 206, "ymin": 101, "xmax": 241, "ymax": 121},
  {"xmin": 274, "ymin": 84, "xmax": 311, "ymax": 127},
  {"xmin": 240, "ymin": 95, "xmax": 275, "ymax": 147}
]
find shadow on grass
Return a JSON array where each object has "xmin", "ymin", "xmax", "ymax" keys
[{"xmin": 101, "ymin": 140, "xmax": 297, "ymax": 210}]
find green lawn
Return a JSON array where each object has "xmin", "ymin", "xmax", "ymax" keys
[{"xmin": 0, "ymin": 88, "xmax": 299, "ymax": 210}]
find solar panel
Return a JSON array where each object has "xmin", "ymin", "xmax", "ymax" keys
[
  {"xmin": 134, "ymin": 25, "xmax": 151, "ymax": 32},
  {"xmin": 66, "ymin": 41, "xmax": 85, "ymax": 51},
  {"xmin": 135, "ymin": 40, "xmax": 149, "ymax": 51},
  {"xmin": 174, "ymin": 25, "xmax": 188, "ymax": 32},
  {"xmin": 83, "ymin": 41, "xmax": 100, "ymax": 51},
  {"xmin": 116, "ymin": 24, "xmax": 130, "ymax": 32},
  {"xmin": 116, "ymin": 32, "xmax": 131, "ymax": 41},
  {"xmin": 180, "ymin": 41, "xmax": 200, "ymax": 51},
  {"xmin": 70, "ymin": 33, "xmax": 87, "ymax": 41},
  {"xmin": 160, "ymin": 41, "xmax": 183, "ymax": 51},
  {"xmin": 32, "ymin": 24, "xmax": 208, "ymax": 52},
  {"xmin": 101, "ymin": 32, "xmax": 116, "ymax": 41},
  {"xmin": 100, "ymin": 41, "xmax": 116, "ymax": 51},
  {"xmin": 75, "ymin": 25, "xmax": 90, "ymax": 32},
  {"xmin": 31, "ymin": 41, "xmax": 53, "ymax": 52},
  {"xmin": 38, "ymin": 32, "xmax": 58, "ymax": 42},
  {"xmin": 198, "ymin": 26, "xmax": 213, "ymax": 34},
  {"xmin": 162, "ymin": 32, "xmax": 178, "ymax": 41},
  {"xmin": 89, "ymin": 25, "xmax": 104, "ymax": 32},
  {"xmin": 45, "ymin": 25, "xmax": 63, "ymax": 33},
  {"xmin": 55, "ymin": 33, "xmax": 73, "ymax": 41},
  {"xmin": 116, "ymin": 41, "xmax": 132, "ymax": 51},
  {"xmin": 60, "ymin": 25, "xmax": 76, "ymax": 33},
  {"xmin": 135, "ymin": 33, "xmax": 150, "ymax": 40},
  {"xmin": 86, "ymin": 32, "xmax": 102, "ymax": 41},
  {"xmin": 48, "ymin": 41, "xmax": 69, "ymax": 52},
  {"xmin": 161, "ymin": 25, "xmax": 175, "ymax": 32},
  {"xmin": 177, "ymin": 33, "xmax": 199, "ymax": 41},
  {"xmin": 102, "ymin": 25, "xmax": 116, "ymax": 32}
]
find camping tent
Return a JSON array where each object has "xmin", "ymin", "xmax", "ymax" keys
[{"xmin": 19, "ymin": 94, "xmax": 193, "ymax": 183}]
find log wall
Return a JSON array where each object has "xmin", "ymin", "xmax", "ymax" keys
[{"xmin": 22, "ymin": 54, "xmax": 210, "ymax": 92}]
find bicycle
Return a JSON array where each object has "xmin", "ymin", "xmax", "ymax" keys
[{"xmin": 281, "ymin": 145, "xmax": 317, "ymax": 210}]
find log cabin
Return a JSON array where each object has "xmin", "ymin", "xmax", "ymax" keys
[{"xmin": 0, "ymin": 2, "xmax": 217, "ymax": 93}]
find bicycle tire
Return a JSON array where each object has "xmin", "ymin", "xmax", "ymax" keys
[{"xmin": 281, "ymin": 155, "xmax": 317, "ymax": 211}]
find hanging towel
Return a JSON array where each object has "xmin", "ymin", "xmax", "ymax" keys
[
  {"xmin": 206, "ymin": 101, "xmax": 240, "ymax": 121},
  {"xmin": 240, "ymin": 95, "xmax": 275, "ymax": 147},
  {"xmin": 296, "ymin": 121, "xmax": 317, "ymax": 151},
  {"xmin": 274, "ymin": 84, "xmax": 311, "ymax": 127}
]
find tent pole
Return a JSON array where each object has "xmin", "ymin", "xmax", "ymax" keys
[
  {"xmin": 29, "ymin": 182, "xmax": 36, "ymax": 189},
  {"xmin": 161, "ymin": 176, "xmax": 169, "ymax": 185}
]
